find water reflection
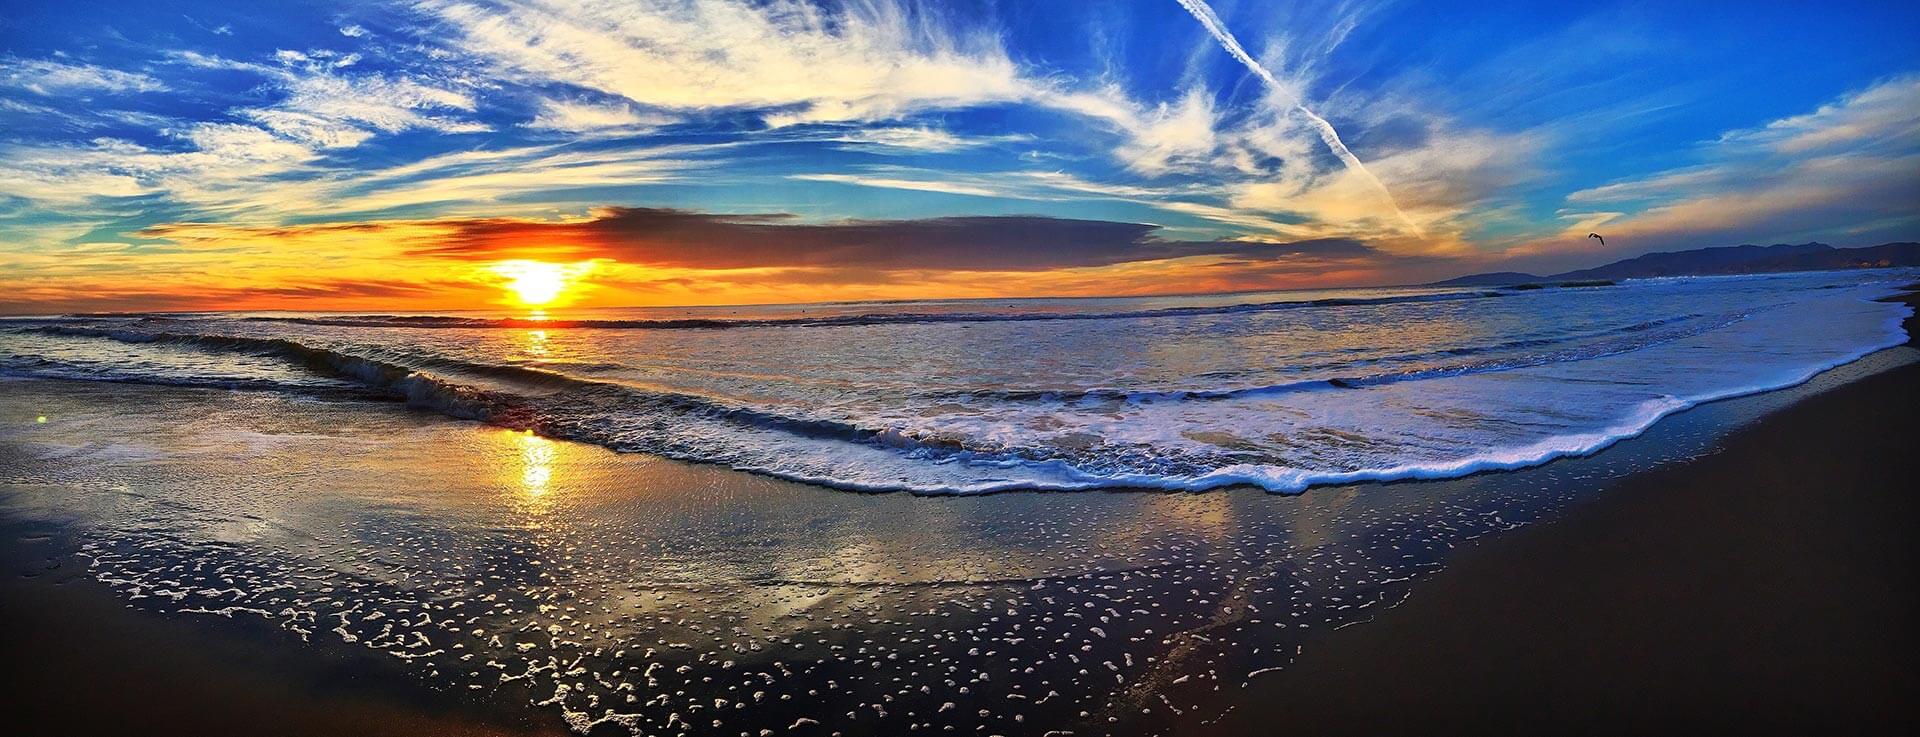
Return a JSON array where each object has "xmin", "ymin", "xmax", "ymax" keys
[
  {"xmin": 520, "ymin": 431, "xmax": 553, "ymax": 496},
  {"xmin": 524, "ymin": 328, "xmax": 550, "ymax": 359},
  {"xmin": 506, "ymin": 430, "xmax": 558, "ymax": 521}
]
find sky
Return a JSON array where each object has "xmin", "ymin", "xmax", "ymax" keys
[{"xmin": 1, "ymin": 0, "xmax": 1916, "ymax": 313}]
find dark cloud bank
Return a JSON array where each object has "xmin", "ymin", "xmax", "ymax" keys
[{"xmin": 414, "ymin": 207, "xmax": 1382, "ymax": 271}]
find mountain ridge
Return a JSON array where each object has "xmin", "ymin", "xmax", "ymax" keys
[{"xmin": 1429, "ymin": 242, "xmax": 1920, "ymax": 286}]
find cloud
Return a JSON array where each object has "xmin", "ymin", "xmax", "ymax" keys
[
  {"xmin": 1052, "ymin": 86, "xmax": 1222, "ymax": 176},
  {"xmin": 418, "ymin": 0, "xmax": 1026, "ymax": 125},
  {"xmin": 786, "ymin": 166, "xmax": 1336, "ymax": 239},
  {"xmin": 1716, "ymin": 75, "xmax": 1920, "ymax": 156},
  {"xmin": 1228, "ymin": 121, "xmax": 1544, "ymax": 251},
  {"xmin": 1532, "ymin": 75, "xmax": 1920, "ymax": 259},
  {"xmin": 239, "ymin": 110, "xmax": 378, "ymax": 149},
  {"xmin": 0, "ymin": 123, "xmax": 321, "ymax": 213},
  {"xmin": 0, "ymin": 208, "xmax": 1405, "ymax": 313},
  {"xmin": 165, "ymin": 48, "xmax": 489, "ymax": 147},
  {"xmin": 252, "ymin": 54, "xmax": 490, "ymax": 142},
  {"xmin": 788, "ymin": 173, "xmax": 1005, "ymax": 199},
  {"xmin": 826, "ymin": 126, "xmax": 1031, "ymax": 153},
  {"xmin": 790, "ymin": 165, "xmax": 1213, "ymax": 203},
  {"xmin": 0, "ymin": 277, "xmax": 463, "ymax": 315},
  {"xmin": 232, "ymin": 0, "xmax": 1534, "ymax": 257},
  {"xmin": 0, "ymin": 57, "xmax": 168, "ymax": 95},
  {"xmin": 1002, "ymin": 2, "xmax": 1542, "ymax": 252},
  {"xmin": 411, "ymin": 206, "xmax": 1382, "ymax": 272},
  {"xmin": 9, "ymin": 0, "xmax": 1907, "ymax": 312},
  {"xmin": 1172, "ymin": 0, "xmax": 1412, "ymax": 232},
  {"xmin": 275, "ymin": 71, "xmax": 486, "ymax": 135},
  {"xmin": 0, "ymin": 216, "xmax": 496, "ymax": 314},
  {"xmin": 526, "ymin": 98, "xmax": 675, "ymax": 132},
  {"xmin": 0, "ymin": 127, "xmax": 719, "ymax": 223},
  {"xmin": 0, "ymin": 46, "xmax": 600, "ymax": 219},
  {"xmin": 303, "ymin": 143, "xmax": 719, "ymax": 216}
]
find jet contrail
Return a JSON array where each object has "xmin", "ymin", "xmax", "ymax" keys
[{"xmin": 1173, "ymin": 0, "xmax": 1419, "ymax": 233}]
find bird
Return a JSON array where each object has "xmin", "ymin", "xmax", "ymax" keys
[{"xmin": 1587, "ymin": 233, "xmax": 1606, "ymax": 246}]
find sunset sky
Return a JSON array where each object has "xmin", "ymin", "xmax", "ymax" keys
[{"xmin": 1, "ymin": 0, "xmax": 1916, "ymax": 313}]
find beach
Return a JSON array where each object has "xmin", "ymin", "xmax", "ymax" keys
[
  {"xmin": 1208, "ymin": 342, "xmax": 1920, "ymax": 735},
  {"xmin": 1208, "ymin": 287, "xmax": 1920, "ymax": 735},
  {"xmin": 2, "ymin": 281, "xmax": 1915, "ymax": 736}
]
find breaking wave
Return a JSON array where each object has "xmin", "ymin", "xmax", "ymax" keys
[{"xmin": 5, "ymin": 273, "xmax": 1912, "ymax": 494}]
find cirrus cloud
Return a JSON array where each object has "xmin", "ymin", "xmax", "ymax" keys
[{"xmin": 1522, "ymin": 74, "xmax": 1920, "ymax": 266}]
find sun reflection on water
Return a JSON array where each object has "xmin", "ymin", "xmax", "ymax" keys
[
  {"xmin": 524, "ymin": 328, "xmax": 550, "ymax": 359},
  {"xmin": 505, "ymin": 430, "xmax": 559, "ymax": 523},
  {"xmin": 520, "ymin": 431, "xmax": 554, "ymax": 495}
]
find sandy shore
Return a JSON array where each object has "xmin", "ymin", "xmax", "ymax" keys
[
  {"xmin": 0, "ymin": 517, "xmax": 563, "ymax": 737},
  {"xmin": 1202, "ymin": 288, "xmax": 1920, "ymax": 736},
  {"xmin": 2, "ymin": 289, "xmax": 1914, "ymax": 736}
]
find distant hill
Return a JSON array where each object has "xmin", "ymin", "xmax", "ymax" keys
[
  {"xmin": 1427, "ymin": 271, "xmax": 1544, "ymax": 286},
  {"xmin": 1431, "ymin": 242, "xmax": 1920, "ymax": 286}
]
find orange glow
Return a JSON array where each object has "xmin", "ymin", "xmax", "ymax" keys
[
  {"xmin": 0, "ymin": 217, "xmax": 1415, "ymax": 315},
  {"xmin": 489, "ymin": 260, "xmax": 596, "ymax": 306}
]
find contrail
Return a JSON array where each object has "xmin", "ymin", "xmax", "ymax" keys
[{"xmin": 1173, "ymin": 0, "xmax": 1419, "ymax": 233}]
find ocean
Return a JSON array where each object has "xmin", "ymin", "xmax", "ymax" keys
[{"xmin": 3, "ymin": 270, "xmax": 1914, "ymax": 493}]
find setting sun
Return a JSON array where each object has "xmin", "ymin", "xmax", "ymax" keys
[{"xmin": 488, "ymin": 260, "xmax": 594, "ymax": 306}]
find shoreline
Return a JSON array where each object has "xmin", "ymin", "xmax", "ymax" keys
[
  {"xmin": 0, "ymin": 288, "xmax": 1913, "ymax": 736},
  {"xmin": 1198, "ymin": 287, "xmax": 1920, "ymax": 735}
]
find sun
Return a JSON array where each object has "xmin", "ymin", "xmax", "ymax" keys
[{"xmin": 489, "ymin": 260, "xmax": 594, "ymax": 306}]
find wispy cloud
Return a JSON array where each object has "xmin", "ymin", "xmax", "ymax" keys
[
  {"xmin": 526, "ymin": 98, "xmax": 676, "ymax": 133},
  {"xmin": 789, "ymin": 173, "xmax": 1005, "ymax": 199},
  {"xmin": 826, "ymin": 126, "xmax": 1031, "ymax": 153},
  {"xmin": 1172, "ymin": 0, "xmax": 1415, "ymax": 232},
  {"xmin": 1042, "ymin": 86, "xmax": 1222, "ymax": 175},
  {"xmin": 0, "ymin": 123, "xmax": 321, "ymax": 214},
  {"xmin": 0, "ymin": 57, "xmax": 168, "ymax": 95},
  {"xmin": 174, "ymin": 49, "xmax": 490, "ymax": 145},
  {"xmin": 418, "ymin": 0, "xmax": 1026, "ymax": 125},
  {"xmin": 1715, "ymin": 75, "xmax": 1920, "ymax": 156},
  {"xmin": 0, "ymin": 132, "xmax": 718, "ymax": 222},
  {"xmin": 786, "ymin": 167, "xmax": 1253, "ymax": 228},
  {"xmin": 1532, "ymin": 75, "xmax": 1920, "ymax": 260}
]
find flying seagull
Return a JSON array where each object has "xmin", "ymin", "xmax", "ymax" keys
[{"xmin": 1587, "ymin": 233, "xmax": 1606, "ymax": 246}]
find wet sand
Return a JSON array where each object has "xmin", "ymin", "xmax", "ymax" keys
[
  {"xmin": 0, "ymin": 517, "xmax": 562, "ymax": 737},
  {"xmin": 2, "ymin": 289, "xmax": 1915, "ymax": 736}
]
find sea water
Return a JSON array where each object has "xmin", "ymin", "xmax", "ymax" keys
[{"xmin": 4, "ymin": 271, "xmax": 1912, "ymax": 494}]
